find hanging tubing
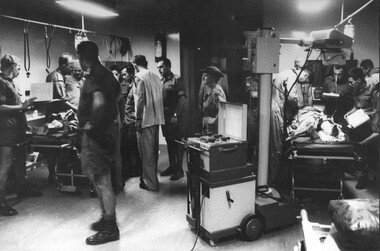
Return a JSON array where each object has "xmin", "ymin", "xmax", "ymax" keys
[
  {"xmin": 23, "ymin": 22, "xmax": 31, "ymax": 78},
  {"xmin": 44, "ymin": 25, "xmax": 55, "ymax": 73}
]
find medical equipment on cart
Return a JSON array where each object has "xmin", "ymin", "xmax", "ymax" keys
[{"xmin": 185, "ymin": 102, "xmax": 259, "ymax": 246}]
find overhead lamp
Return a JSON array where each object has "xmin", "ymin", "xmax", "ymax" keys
[
  {"xmin": 56, "ymin": 0, "xmax": 119, "ymax": 18},
  {"xmin": 297, "ymin": 0, "xmax": 330, "ymax": 13}
]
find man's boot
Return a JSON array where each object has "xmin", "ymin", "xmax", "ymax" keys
[
  {"xmin": 86, "ymin": 218, "xmax": 120, "ymax": 245},
  {"xmin": 0, "ymin": 198, "xmax": 18, "ymax": 216},
  {"xmin": 90, "ymin": 215, "xmax": 105, "ymax": 231}
]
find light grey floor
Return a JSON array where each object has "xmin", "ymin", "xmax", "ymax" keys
[{"xmin": 0, "ymin": 149, "xmax": 307, "ymax": 251}]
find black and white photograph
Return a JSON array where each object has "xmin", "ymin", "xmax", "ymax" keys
[{"xmin": 0, "ymin": 0, "xmax": 378, "ymax": 250}]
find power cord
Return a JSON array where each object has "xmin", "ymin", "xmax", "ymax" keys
[{"xmin": 190, "ymin": 194, "xmax": 206, "ymax": 251}]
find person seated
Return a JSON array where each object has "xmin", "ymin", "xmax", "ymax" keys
[{"xmin": 322, "ymin": 65, "xmax": 354, "ymax": 125}]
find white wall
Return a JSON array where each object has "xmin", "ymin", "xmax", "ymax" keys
[{"xmin": 0, "ymin": 3, "xmax": 181, "ymax": 145}]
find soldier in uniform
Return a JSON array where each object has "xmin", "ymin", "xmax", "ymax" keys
[
  {"xmin": 322, "ymin": 65, "xmax": 354, "ymax": 125},
  {"xmin": 199, "ymin": 66, "xmax": 226, "ymax": 134},
  {"xmin": 157, "ymin": 58, "xmax": 187, "ymax": 180}
]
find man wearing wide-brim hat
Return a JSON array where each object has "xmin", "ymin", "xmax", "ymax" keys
[{"xmin": 199, "ymin": 66, "xmax": 226, "ymax": 134}]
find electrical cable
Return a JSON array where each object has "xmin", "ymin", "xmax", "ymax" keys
[
  {"xmin": 190, "ymin": 194, "xmax": 206, "ymax": 251},
  {"xmin": 44, "ymin": 25, "xmax": 55, "ymax": 73},
  {"xmin": 23, "ymin": 22, "xmax": 31, "ymax": 78}
]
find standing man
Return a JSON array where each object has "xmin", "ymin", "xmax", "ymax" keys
[
  {"xmin": 76, "ymin": 41, "xmax": 120, "ymax": 245},
  {"xmin": 270, "ymin": 57, "xmax": 309, "ymax": 186},
  {"xmin": 65, "ymin": 58, "xmax": 84, "ymax": 111},
  {"xmin": 245, "ymin": 73, "xmax": 259, "ymax": 166},
  {"xmin": 0, "ymin": 54, "xmax": 41, "ymax": 216},
  {"xmin": 199, "ymin": 66, "xmax": 226, "ymax": 134},
  {"xmin": 133, "ymin": 55, "xmax": 165, "ymax": 192},
  {"xmin": 157, "ymin": 58, "xmax": 186, "ymax": 181},
  {"xmin": 46, "ymin": 53, "xmax": 76, "ymax": 109},
  {"xmin": 45, "ymin": 53, "xmax": 75, "ymax": 183},
  {"xmin": 119, "ymin": 63, "xmax": 142, "ymax": 180}
]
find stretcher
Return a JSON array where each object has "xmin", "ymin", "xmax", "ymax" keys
[
  {"xmin": 295, "ymin": 209, "xmax": 349, "ymax": 251},
  {"xmin": 29, "ymin": 132, "xmax": 91, "ymax": 194},
  {"xmin": 288, "ymin": 137, "xmax": 361, "ymax": 199}
]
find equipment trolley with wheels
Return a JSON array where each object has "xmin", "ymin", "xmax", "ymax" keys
[{"xmin": 185, "ymin": 102, "xmax": 263, "ymax": 246}]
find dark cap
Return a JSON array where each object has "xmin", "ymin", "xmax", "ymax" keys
[{"xmin": 200, "ymin": 66, "xmax": 224, "ymax": 79}]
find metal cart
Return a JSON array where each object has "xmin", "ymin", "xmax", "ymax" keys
[
  {"xmin": 289, "ymin": 140, "xmax": 360, "ymax": 199},
  {"xmin": 30, "ymin": 133, "xmax": 92, "ymax": 194}
]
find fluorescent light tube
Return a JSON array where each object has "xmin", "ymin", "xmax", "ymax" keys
[{"xmin": 56, "ymin": 0, "xmax": 118, "ymax": 17}]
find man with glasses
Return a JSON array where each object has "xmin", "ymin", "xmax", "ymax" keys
[
  {"xmin": 65, "ymin": 59, "xmax": 84, "ymax": 111},
  {"xmin": 0, "ymin": 54, "xmax": 41, "ymax": 216},
  {"xmin": 46, "ymin": 53, "xmax": 75, "ymax": 108}
]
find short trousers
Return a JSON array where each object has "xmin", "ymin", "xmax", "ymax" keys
[{"xmin": 81, "ymin": 124, "xmax": 117, "ymax": 176}]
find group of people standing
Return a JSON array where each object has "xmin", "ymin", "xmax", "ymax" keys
[
  {"xmin": 0, "ymin": 39, "xmax": 230, "ymax": 245},
  {"xmin": 265, "ymin": 56, "xmax": 379, "ymax": 190},
  {"xmin": 3, "ymin": 38, "xmax": 377, "ymax": 246}
]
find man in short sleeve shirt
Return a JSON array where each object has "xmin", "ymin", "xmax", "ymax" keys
[
  {"xmin": 157, "ymin": 58, "xmax": 186, "ymax": 180},
  {"xmin": 77, "ymin": 41, "xmax": 120, "ymax": 245},
  {"xmin": 0, "ymin": 54, "xmax": 41, "ymax": 216}
]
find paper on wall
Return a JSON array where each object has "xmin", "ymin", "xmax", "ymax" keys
[{"xmin": 29, "ymin": 82, "xmax": 54, "ymax": 101}]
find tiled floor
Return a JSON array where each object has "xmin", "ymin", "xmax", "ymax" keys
[{"xmin": 1, "ymin": 148, "xmax": 376, "ymax": 251}]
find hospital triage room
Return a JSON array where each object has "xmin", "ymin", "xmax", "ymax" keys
[{"xmin": 0, "ymin": 0, "xmax": 379, "ymax": 250}]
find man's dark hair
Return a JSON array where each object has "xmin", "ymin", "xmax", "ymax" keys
[
  {"xmin": 122, "ymin": 62, "xmax": 135, "ymax": 75},
  {"xmin": 160, "ymin": 58, "xmax": 171, "ymax": 68},
  {"xmin": 349, "ymin": 67, "xmax": 365, "ymax": 82},
  {"xmin": 133, "ymin": 55, "xmax": 148, "ymax": 68},
  {"xmin": 109, "ymin": 64, "xmax": 120, "ymax": 72},
  {"xmin": 58, "ymin": 53, "xmax": 72, "ymax": 67},
  {"xmin": 360, "ymin": 59, "xmax": 374, "ymax": 71},
  {"xmin": 76, "ymin": 41, "xmax": 99, "ymax": 62},
  {"xmin": 333, "ymin": 65, "xmax": 343, "ymax": 71}
]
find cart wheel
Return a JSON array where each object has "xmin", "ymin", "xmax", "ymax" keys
[
  {"xmin": 188, "ymin": 223, "xmax": 195, "ymax": 230},
  {"xmin": 290, "ymin": 191, "xmax": 295, "ymax": 199},
  {"xmin": 56, "ymin": 183, "xmax": 62, "ymax": 191},
  {"xmin": 91, "ymin": 190, "xmax": 97, "ymax": 198},
  {"xmin": 209, "ymin": 239, "xmax": 217, "ymax": 247},
  {"xmin": 239, "ymin": 214, "xmax": 263, "ymax": 241}
]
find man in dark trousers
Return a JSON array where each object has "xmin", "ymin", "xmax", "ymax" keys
[
  {"xmin": 76, "ymin": 41, "xmax": 120, "ymax": 245},
  {"xmin": 0, "ymin": 54, "xmax": 41, "ymax": 216},
  {"xmin": 119, "ymin": 63, "xmax": 142, "ymax": 180},
  {"xmin": 157, "ymin": 58, "xmax": 186, "ymax": 180}
]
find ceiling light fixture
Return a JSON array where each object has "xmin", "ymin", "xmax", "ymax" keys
[
  {"xmin": 56, "ymin": 0, "xmax": 119, "ymax": 18},
  {"xmin": 297, "ymin": 0, "xmax": 330, "ymax": 13}
]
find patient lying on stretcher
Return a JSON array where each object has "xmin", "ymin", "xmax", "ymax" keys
[{"xmin": 286, "ymin": 106, "xmax": 346, "ymax": 142}]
